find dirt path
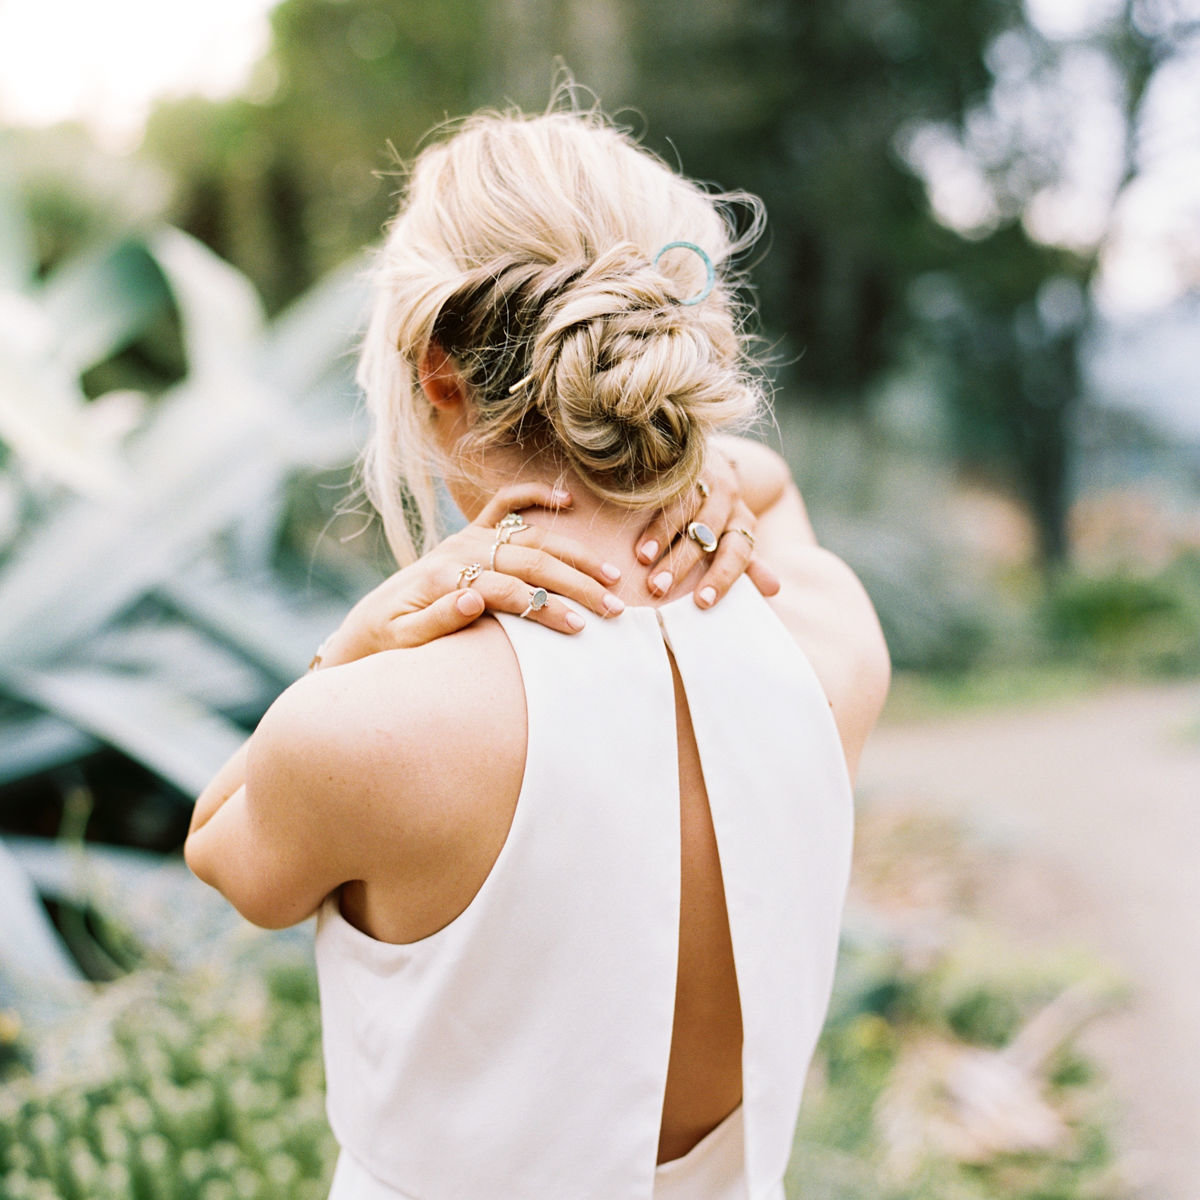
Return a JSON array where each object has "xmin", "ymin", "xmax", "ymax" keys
[{"xmin": 857, "ymin": 681, "xmax": 1200, "ymax": 1199}]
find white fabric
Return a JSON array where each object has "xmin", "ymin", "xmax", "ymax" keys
[
  {"xmin": 315, "ymin": 578, "xmax": 853, "ymax": 1200},
  {"xmin": 326, "ymin": 1104, "xmax": 783, "ymax": 1200}
]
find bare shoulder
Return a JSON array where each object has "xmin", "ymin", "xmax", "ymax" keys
[
  {"xmin": 252, "ymin": 617, "xmax": 526, "ymax": 864},
  {"xmin": 765, "ymin": 545, "xmax": 891, "ymax": 783}
]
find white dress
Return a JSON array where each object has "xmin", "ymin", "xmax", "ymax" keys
[{"xmin": 315, "ymin": 578, "xmax": 854, "ymax": 1199}]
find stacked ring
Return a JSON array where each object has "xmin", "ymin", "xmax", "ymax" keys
[
  {"xmin": 495, "ymin": 512, "xmax": 530, "ymax": 544},
  {"xmin": 456, "ymin": 562, "xmax": 483, "ymax": 588}
]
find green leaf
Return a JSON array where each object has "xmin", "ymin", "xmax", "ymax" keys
[{"xmin": 3, "ymin": 666, "xmax": 246, "ymax": 798}]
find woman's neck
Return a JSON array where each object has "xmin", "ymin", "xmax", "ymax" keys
[{"xmin": 445, "ymin": 452, "xmax": 673, "ymax": 604}]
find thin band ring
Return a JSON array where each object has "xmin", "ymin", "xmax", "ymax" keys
[
  {"xmin": 456, "ymin": 562, "xmax": 483, "ymax": 588},
  {"xmin": 519, "ymin": 587, "xmax": 549, "ymax": 619},
  {"xmin": 489, "ymin": 542, "xmax": 501, "ymax": 573},
  {"xmin": 720, "ymin": 527, "xmax": 756, "ymax": 550}
]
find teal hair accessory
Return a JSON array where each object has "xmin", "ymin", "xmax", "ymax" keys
[{"xmin": 653, "ymin": 241, "xmax": 715, "ymax": 306}]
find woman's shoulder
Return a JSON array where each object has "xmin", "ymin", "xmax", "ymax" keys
[
  {"xmin": 253, "ymin": 618, "xmax": 526, "ymax": 854},
  {"xmin": 765, "ymin": 545, "xmax": 891, "ymax": 783}
]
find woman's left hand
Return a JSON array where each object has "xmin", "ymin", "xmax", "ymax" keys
[
  {"xmin": 309, "ymin": 482, "xmax": 626, "ymax": 670},
  {"xmin": 633, "ymin": 448, "xmax": 781, "ymax": 607}
]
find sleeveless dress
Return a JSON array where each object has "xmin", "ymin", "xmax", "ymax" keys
[{"xmin": 315, "ymin": 577, "xmax": 854, "ymax": 1200}]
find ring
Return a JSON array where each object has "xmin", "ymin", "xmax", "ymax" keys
[
  {"xmin": 697, "ymin": 479, "xmax": 710, "ymax": 500},
  {"xmin": 489, "ymin": 542, "xmax": 501, "ymax": 572},
  {"xmin": 456, "ymin": 562, "xmax": 483, "ymax": 588},
  {"xmin": 496, "ymin": 512, "xmax": 530, "ymax": 545},
  {"xmin": 686, "ymin": 521, "xmax": 719, "ymax": 554},
  {"xmin": 519, "ymin": 587, "xmax": 549, "ymax": 619},
  {"xmin": 720, "ymin": 527, "xmax": 756, "ymax": 550}
]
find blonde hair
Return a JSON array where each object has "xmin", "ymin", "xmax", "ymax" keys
[{"xmin": 357, "ymin": 103, "xmax": 767, "ymax": 564}]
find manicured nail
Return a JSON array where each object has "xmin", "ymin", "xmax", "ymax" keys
[
  {"xmin": 552, "ymin": 488, "xmax": 571, "ymax": 504},
  {"xmin": 698, "ymin": 586, "xmax": 717, "ymax": 607},
  {"xmin": 638, "ymin": 540, "xmax": 658, "ymax": 563},
  {"xmin": 603, "ymin": 593, "xmax": 625, "ymax": 615},
  {"xmin": 601, "ymin": 562, "xmax": 621, "ymax": 582},
  {"xmin": 565, "ymin": 610, "xmax": 585, "ymax": 631},
  {"xmin": 651, "ymin": 571, "xmax": 673, "ymax": 594},
  {"xmin": 456, "ymin": 590, "xmax": 484, "ymax": 616}
]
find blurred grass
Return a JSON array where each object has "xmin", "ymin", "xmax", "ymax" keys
[{"xmin": 0, "ymin": 958, "xmax": 336, "ymax": 1200}]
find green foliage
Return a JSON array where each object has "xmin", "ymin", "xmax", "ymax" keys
[
  {"xmin": 1041, "ymin": 554, "xmax": 1200, "ymax": 676},
  {"xmin": 787, "ymin": 928, "xmax": 1125, "ymax": 1200},
  {"xmin": 0, "ymin": 173, "xmax": 371, "ymax": 798},
  {"xmin": 0, "ymin": 961, "xmax": 335, "ymax": 1200}
]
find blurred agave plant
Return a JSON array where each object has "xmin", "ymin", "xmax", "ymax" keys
[{"xmin": 0, "ymin": 180, "xmax": 376, "ymax": 1022}]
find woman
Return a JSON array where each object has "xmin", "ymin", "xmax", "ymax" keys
[{"xmin": 187, "ymin": 105, "xmax": 889, "ymax": 1200}]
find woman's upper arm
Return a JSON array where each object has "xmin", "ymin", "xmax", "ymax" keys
[{"xmin": 184, "ymin": 676, "xmax": 362, "ymax": 929}]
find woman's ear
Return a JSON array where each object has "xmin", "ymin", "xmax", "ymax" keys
[{"xmin": 418, "ymin": 343, "xmax": 467, "ymax": 411}]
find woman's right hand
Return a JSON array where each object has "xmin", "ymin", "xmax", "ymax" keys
[
  {"xmin": 633, "ymin": 442, "xmax": 782, "ymax": 608},
  {"xmin": 310, "ymin": 483, "xmax": 626, "ymax": 669}
]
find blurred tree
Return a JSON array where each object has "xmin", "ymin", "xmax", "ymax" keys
[
  {"xmin": 141, "ymin": 0, "xmax": 1180, "ymax": 566},
  {"xmin": 143, "ymin": 0, "xmax": 494, "ymax": 312}
]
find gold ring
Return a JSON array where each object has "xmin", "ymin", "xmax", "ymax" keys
[
  {"xmin": 456, "ymin": 562, "xmax": 483, "ymax": 588},
  {"xmin": 721, "ymin": 527, "xmax": 756, "ymax": 550},
  {"xmin": 686, "ymin": 521, "xmax": 718, "ymax": 554},
  {"xmin": 496, "ymin": 512, "xmax": 531, "ymax": 544},
  {"xmin": 697, "ymin": 479, "xmax": 710, "ymax": 500}
]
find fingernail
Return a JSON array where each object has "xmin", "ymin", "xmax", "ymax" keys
[
  {"xmin": 603, "ymin": 593, "xmax": 625, "ymax": 615},
  {"xmin": 601, "ymin": 562, "xmax": 621, "ymax": 582},
  {"xmin": 698, "ymin": 586, "xmax": 717, "ymax": 607},
  {"xmin": 456, "ymin": 590, "xmax": 484, "ymax": 616},
  {"xmin": 651, "ymin": 571, "xmax": 673, "ymax": 594},
  {"xmin": 638, "ymin": 540, "xmax": 658, "ymax": 562},
  {"xmin": 552, "ymin": 488, "xmax": 571, "ymax": 504},
  {"xmin": 565, "ymin": 611, "xmax": 585, "ymax": 631}
]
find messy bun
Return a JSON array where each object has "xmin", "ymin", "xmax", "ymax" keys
[{"xmin": 358, "ymin": 102, "xmax": 767, "ymax": 564}]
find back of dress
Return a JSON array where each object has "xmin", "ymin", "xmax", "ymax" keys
[{"xmin": 315, "ymin": 577, "xmax": 853, "ymax": 1200}]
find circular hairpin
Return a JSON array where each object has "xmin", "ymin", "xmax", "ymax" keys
[{"xmin": 653, "ymin": 241, "xmax": 716, "ymax": 306}]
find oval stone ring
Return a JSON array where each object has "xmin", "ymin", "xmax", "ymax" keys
[
  {"xmin": 519, "ymin": 587, "xmax": 549, "ymax": 619},
  {"xmin": 686, "ymin": 521, "xmax": 719, "ymax": 554}
]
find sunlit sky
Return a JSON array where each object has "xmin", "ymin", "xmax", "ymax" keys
[{"xmin": 1, "ymin": 0, "xmax": 1197, "ymax": 317}]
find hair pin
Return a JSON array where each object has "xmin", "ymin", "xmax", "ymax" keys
[{"xmin": 653, "ymin": 241, "xmax": 715, "ymax": 306}]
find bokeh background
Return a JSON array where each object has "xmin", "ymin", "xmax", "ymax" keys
[{"xmin": 1, "ymin": 1, "xmax": 1197, "ymax": 1197}]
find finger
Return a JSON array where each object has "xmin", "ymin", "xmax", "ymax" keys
[
  {"xmin": 635, "ymin": 505, "xmax": 682, "ymax": 567},
  {"xmin": 493, "ymin": 527, "xmax": 622, "ymax": 585},
  {"xmin": 481, "ymin": 549, "xmax": 625, "ymax": 618},
  {"xmin": 648, "ymin": 519, "xmax": 715, "ymax": 597},
  {"xmin": 692, "ymin": 524, "xmax": 756, "ymax": 608},
  {"xmin": 476, "ymin": 573, "xmax": 595, "ymax": 633},
  {"xmin": 747, "ymin": 558, "xmax": 781, "ymax": 597},
  {"xmin": 385, "ymin": 588, "xmax": 487, "ymax": 649},
  {"xmin": 476, "ymin": 482, "xmax": 572, "ymax": 528}
]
